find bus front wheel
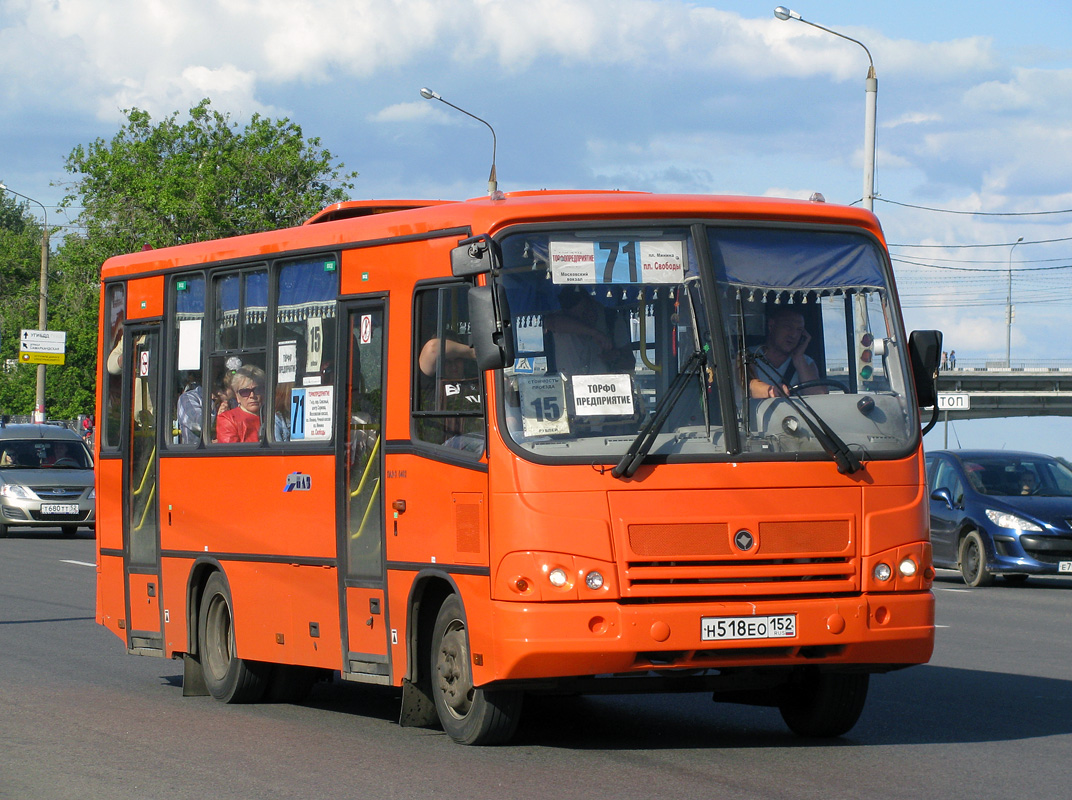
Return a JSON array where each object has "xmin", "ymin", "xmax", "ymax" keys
[
  {"xmin": 198, "ymin": 572, "xmax": 269, "ymax": 703},
  {"xmin": 778, "ymin": 671, "xmax": 869, "ymax": 738},
  {"xmin": 430, "ymin": 594, "xmax": 522, "ymax": 745}
]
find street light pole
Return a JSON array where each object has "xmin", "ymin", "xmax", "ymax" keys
[
  {"xmin": 0, "ymin": 183, "xmax": 50, "ymax": 423},
  {"xmin": 419, "ymin": 87, "xmax": 499, "ymax": 196},
  {"xmin": 774, "ymin": 7, "xmax": 877, "ymax": 211},
  {"xmin": 1006, "ymin": 236, "xmax": 1023, "ymax": 369}
]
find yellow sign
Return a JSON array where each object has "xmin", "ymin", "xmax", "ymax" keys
[{"xmin": 19, "ymin": 351, "xmax": 65, "ymax": 365}]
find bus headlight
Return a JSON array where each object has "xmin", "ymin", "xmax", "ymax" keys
[
  {"xmin": 584, "ymin": 571, "xmax": 604, "ymax": 590},
  {"xmin": 873, "ymin": 562, "xmax": 893, "ymax": 582},
  {"xmin": 898, "ymin": 558, "xmax": 918, "ymax": 578},
  {"xmin": 548, "ymin": 568, "xmax": 569, "ymax": 588}
]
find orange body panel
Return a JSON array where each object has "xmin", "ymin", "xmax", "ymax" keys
[
  {"xmin": 127, "ymin": 573, "xmax": 160, "ymax": 632},
  {"xmin": 96, "ymin": 553, "xmax": 125, "ymax": 636},
  {"xmin": 126, "ymin": 275, "xmax": 165, "ymax": 319},
  {"xmin": 345, "ymin": 586, "xmax": 388, "ymax": 657}
]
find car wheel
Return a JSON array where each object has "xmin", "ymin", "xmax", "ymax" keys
[
  {"xmin": 779, "ymin": 671, "xmax": 869, "ymax": 738},
  {"xmin": 197, "ymin": 572, "xmax": 269, "ymax": 703},
  {"xmin": 430, "ymin": 594, "xmax": 522, "ymax": 745},
  {"xmin": 959, "ymin": 530, "xmax": 995, "ymax": 587}
]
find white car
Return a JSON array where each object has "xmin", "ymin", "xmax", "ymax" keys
[{"xmin": 0, "ymin": 424, "xmax": 95, "ymax": 538}]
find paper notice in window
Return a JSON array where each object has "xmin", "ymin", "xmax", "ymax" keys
[
  {"xmin": 549, "ymin": 241, "xmax": 596, "ymax": 284},
  {"xmin": 640, "ymin": 241, "xmax": 684, "ymax": 283},
  {"xmin": 571, "ymin": 374, "xmax": 635, "ymax": 416},
  {"xmin": 277, "ymin": 340, "xmax": 297, "ymax": 383},
  {"xmin": 177, "ymin": 319, "xmax": 202, "ymax": 372}
]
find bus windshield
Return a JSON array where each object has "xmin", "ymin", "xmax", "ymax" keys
[{"xmin": 497, "ymin": 224, "xmax": 914, "ymax": 464}]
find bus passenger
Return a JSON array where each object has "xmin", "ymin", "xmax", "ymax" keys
[
  {"xmin": 749, "ymin": 308, "xmax": 826, "ymax": 399},
  {"xmin": 544, "ymin": 286, "xmax": 633, "ymax": 376},
  {"xmin": 216, "ymin": 365, "xmax": 265, "ymax": 443}
]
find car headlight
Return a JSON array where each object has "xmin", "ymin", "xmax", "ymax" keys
[
  {"xmin": 985, "ymin": 509, "xmax": 1043, "ymax": 532},
  {"xmin": 0, "ymin": 483, "xmax": 40, "ymax": 501}
]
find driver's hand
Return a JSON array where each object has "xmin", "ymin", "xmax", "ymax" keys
[{"xmin": 792, "ymin": 329, "xmax": 811, "ymax": 358}]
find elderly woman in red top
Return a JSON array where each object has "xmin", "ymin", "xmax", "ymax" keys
[{"xmin": 216, "ymin": 364, "xmax": 265, "ymax": 443}]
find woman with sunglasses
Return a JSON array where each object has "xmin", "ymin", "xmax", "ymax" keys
[{"xmin": 216, "ymin": 364, "xmax": 266, "ymax": 443}]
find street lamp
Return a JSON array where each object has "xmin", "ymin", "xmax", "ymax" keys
[
  {"xmin": 1006, "ymin": 236, "xmax": 1024, "ymax": 369},
  {"xmin": 0, "ymin": 183, "xmax": 50, "ymax": 423},
  {"xmin": 774, "ymin": 7, "xmax": 877, "ymax": 211},
  {"xmin": 419, "ymin": 87, "xmax": 499, "ymax": 196}
]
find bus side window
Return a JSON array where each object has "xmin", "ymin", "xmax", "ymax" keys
[
  {"xmin": 209, "ymin": 266, "xmax": 267, "ymax": 445},
  {"xmin": 273, "ymin": 256, "xmax": 338, "ymax": 444},
  {"xmin": 172, "ymin": 273, "xmax": 206, "ymax": 446},
  {"xmin": 412, "ymin": 284, "xmax": 485, "ymax": 453},
  {"xmin": 101, "ymin": 282, "xmax": 126, "ymax": 451}
]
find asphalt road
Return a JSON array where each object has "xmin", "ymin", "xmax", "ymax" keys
[{"xmin": 2, "ymin": 531, "xmax": 1071, "ymax": 800}]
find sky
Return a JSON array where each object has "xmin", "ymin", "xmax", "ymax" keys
[{"xmin": 3, "ymin": 0, "xmax": 1072, "ymax": 454}]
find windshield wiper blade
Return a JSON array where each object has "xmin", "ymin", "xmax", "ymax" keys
[
  {"xmin": 748, "ymin": 352, "xmax": 863, "ymax": 475},
  {"xmin": 612, "ymin": 348, "xmax": 706, "ymax": 479}
]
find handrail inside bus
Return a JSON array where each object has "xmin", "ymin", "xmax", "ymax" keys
[
  {"xmin": 133, "ymin": 482, "xmax": 156, "ymax": 533},
  {"xmin": 132, "ymin": 444, "xmax": 156, "ymax": 497}
]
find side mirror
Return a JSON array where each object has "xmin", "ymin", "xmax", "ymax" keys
[
  {"xmin": 451, "ymin": 234, "xmax": 496, "ymax": 277},
  {"xmin": 468, "ymin": 284, "xmax": 514, "ymax": 371},
  {"xmin": 930, "ymin": 487, "xmax": 953, "ymax": 509},
  {"xmin": 909, "ymin": 330, "xmax": 942, "ymax": 408}
]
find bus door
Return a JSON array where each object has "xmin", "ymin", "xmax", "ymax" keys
[
  {"xmin": 338, "ymin": 301, "xmax": 391, "ymax": 681},
  {"xmin": 123, "ymin": 325, "xmax": 163, "ymax": 652}
]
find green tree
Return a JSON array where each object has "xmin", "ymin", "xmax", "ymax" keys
[
  {"xmin": 0, "ymin": 191, "xmax": 46, "ymax": 418},
  {"xmin": 38, "ymin": 99, "xmax": 357, "ymax": 420}
]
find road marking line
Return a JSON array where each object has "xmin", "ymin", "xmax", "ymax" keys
[
  {"xmin": 935, "ymin": 624, "xmax": 950, "ymax": 628},
  {"xmin": 937, "ymin": 588, "xmax": 971, "ymax": 592},
  {"xmin": 61, "ymin": 560, "xmax": 97, "ymax": 567}
]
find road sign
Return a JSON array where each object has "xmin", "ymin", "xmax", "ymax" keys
[
  {"xmin": 20, "ymin": 329, "xmax": 66, "ymax": 355},
  {"xmin": 937, "ymin": 392, "xmax": 971, "ymax": 411},
  {"xmin": 19, "ymin": 351, "xmax": 65, "ymax": 365}
]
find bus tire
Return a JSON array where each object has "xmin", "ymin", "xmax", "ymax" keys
[
  {"xmin": 778, "ymin": 671, "xmax": 869, "ymax": 738},
  {"xmin": 430, "ymin": 594, "xmax": 522, "ymax": 745},
  {"xmin": 959, "ymin": 530, "xmax": 995, "ymax": 587},
  {"xmin": 198, "ymin": 572, "xmax": 269, "ymax": 703}
]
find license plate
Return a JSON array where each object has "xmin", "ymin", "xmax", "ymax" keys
[
  {"xmin": 41, "ymin": 503, "xmax": 79, "ymax": 515},
  {"xmin": 1059, "ymin": 561, "xmax": 1072, "ymax": 574},
  {"xmin": 701, "ymin": 614, "xmax": 796, "ymax": 642}
]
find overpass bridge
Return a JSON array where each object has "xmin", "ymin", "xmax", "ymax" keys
[{"xmin": 932, "ymin": 359, "xmax": 1072, "ymax": 420}]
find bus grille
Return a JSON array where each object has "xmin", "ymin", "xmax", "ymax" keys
[{"xmin": 621, "ymin": 520, "xmax": 858, "ymax": 598}]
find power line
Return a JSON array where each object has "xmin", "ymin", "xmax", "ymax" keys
[
  {"xmin": 889, "ymin": 235, "xmax": 1072, "ymax": 249},
  {"xmin": 878, "ymin": 197, "xmax": 1072, "ymax": 217}
]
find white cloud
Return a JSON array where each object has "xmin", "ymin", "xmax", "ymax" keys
[{"xmin": 370, "ymin": 102, "xmax": 435, "ymax": 123}]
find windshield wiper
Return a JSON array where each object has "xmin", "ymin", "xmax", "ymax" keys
[
  {"xmin": 749, "ymin": 352, "xmax": 863, "ymax": 475},
  {"xmin": 612, "ymin": 348, "xmax": 706, "ymax": 479}
]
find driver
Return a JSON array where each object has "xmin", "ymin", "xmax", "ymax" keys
[
  {"xmin": 749, "ymin": 308, "xmax": 827, "ymax": 398},
  {"xmin": 1019, "ymin": 470, "xmax": 1038, "ymax": 495}
]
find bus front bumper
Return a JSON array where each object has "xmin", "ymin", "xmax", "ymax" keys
[{"xmin": 484, "ymin": 592, "xmax": 934, "ymax": 684}]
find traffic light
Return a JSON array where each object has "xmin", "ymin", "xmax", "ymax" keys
[{"xmin": 857, "ymin": 331, "xmax": 874, "ymax": 384}]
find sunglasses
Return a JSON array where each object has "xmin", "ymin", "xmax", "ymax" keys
[{"xmin": 236, "ymin": 386, "xmax": 263, "ymax": 398}]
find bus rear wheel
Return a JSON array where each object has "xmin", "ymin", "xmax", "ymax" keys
[
  {"xmin": 430, "ymin": 594, "xmax": 522, "ymax": 745},
  {"xmin": 778, "ymin": 671, "xmax": 869, "ymax": 738},
  {"xmin": 198, "ymin": 572, "xmax": 269, "ymax": 703}
]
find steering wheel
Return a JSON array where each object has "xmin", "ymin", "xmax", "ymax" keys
[
  {"xmin": 789, "ymin": 378, "xmax": 850, "ymax": 394},
  {"xmin": 52, "ymin": 457, "xmax": 80, "ymax": 467}
]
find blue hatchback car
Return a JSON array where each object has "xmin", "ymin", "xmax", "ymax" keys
[{"xmin": 925, "ymin": 450, "xmax": 1072, "ymax": 586}]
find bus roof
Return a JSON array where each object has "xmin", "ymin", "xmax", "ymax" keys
[{"xmin": 99, "ymin": 190, "xmax": 884, "ymax": 279}]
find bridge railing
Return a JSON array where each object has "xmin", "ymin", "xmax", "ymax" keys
[{"xmin": 941, "ymin": 360, "xmax": 1072, "ymax": 373}]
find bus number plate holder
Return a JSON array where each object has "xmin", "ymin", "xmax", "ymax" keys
[{"xmin": 701, "ymin": 614, "xmax": 796, "ymax": 641}]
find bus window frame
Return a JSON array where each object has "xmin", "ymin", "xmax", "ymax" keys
[{"xmin": 410, "ymin": 278, "xmax": 488, "ymax": 464}]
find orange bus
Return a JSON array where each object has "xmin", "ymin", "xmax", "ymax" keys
[{"xmin": 95, "ymin": 191, "xmax": 941, "ymax": 745}]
